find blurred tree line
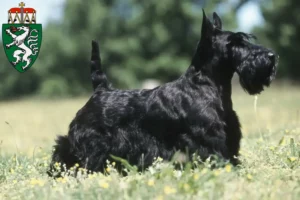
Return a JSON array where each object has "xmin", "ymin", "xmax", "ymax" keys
[
  {"xmin": 253, "ymin": 0, "xmax": 300, "ymax": 80},
  {"xmin": 0, "ymin": 0, "xmax": 297, "ymax": 99}
]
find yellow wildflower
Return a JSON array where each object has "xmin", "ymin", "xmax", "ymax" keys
[
  {"xmin": 79, "ymin": 167, "xmax": 85, "ymax": 171},
  {"xmin": 155, "ymin": 195, "xmax": 164, "ymax": 200},
  {"xmin": 54, "ymin": 162, "xmax": 60, "ymax": 168},
  {"xmin": 147, "ymin": 179, "xmax": 155, "ymax": 186},
  {"xmin": 193, "ymin": 173, "xmax": 199, "ymax": 180},
  {"xmin": 106, "ymin": 167, "xmax": 111, "ymax": 173},
  {"xmin": 30, "ymin": 178, "xmax": 45, "ymax": 186},
  {"xmin": 279, "ymin": 137, "xmax": 286, "ymax": 146},
  {"xmin": 88, "ymin": 174, "xmax": 97, "ymax": 179},
  {"xmin": 225, "ymin": 164, "xmax": 232, "ymax": 172},
  {"xmin": 285, "ymin": 129, "xmax": 289, "ymax": 134},
  {"xmin": 201, "ymin": 168, "xmax": 208, "ymax": 174},
  {"xmin": 157, "ymin": 157, "xmax": 163, "ymax": 162},
  {"xmin": 183, "ymin": 183, "xmax": 190, "ymax": 191},
  {"xmin": 164, "ymin": 186, "xmax": 176, "ymax": 195},
  {"xmin": 246, "ymin": 174, "xmax": 253, "ymax": 180},
  {"xmin": 214, "ymin": 169, "xmax": 221, "ymax": 176},
  {"xmin": 57, "ymin": 177, "xmax": 67, "ymax": 183},
  {"xmin": 289, "ymin": 157, "xmax": 297, "ymax": 162},
  {"xmin": 99, "ymin": 181, "xmax": 109, "ymax": 189}
]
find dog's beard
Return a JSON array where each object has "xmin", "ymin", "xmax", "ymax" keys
[{"xmin": 237, "ymin": 60, "xmax": 276, "ymax": 95}]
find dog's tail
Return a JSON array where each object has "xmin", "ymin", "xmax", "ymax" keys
[
  {"xmin": 91, "ymin": 40, "xmax": 111, "ymax": 90},
  {"xmin": 48, "ymin": 135, "xmax": 78, "ymax": 177}
]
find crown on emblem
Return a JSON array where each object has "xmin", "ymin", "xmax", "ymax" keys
[{"xmin": 8, "ymin": 2, "xmax": 36, "ymax": 24}]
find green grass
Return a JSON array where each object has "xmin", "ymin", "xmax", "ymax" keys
[{"xmin": 0, "ymin": 82, "xmax": 300, "ymax": 200}]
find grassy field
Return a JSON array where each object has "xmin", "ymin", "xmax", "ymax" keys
[{"xmin": 0, "ymin": 83, "xmax": 299, "ymax": 200}]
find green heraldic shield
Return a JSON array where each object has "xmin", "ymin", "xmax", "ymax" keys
[{"xmin": 2, "ymin": 2, "xmax": 42, "ymax": 73}]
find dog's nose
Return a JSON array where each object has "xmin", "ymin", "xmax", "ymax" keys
[
  {"xmin": 267, "ymin": 52, "xmax": 277, "ymax": 64},
  {"xmin": 268, "ymin": 52, "xmax": 275, "ymax": 59}
]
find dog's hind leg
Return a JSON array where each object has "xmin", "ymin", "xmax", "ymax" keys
[
  {"xmin": 48, "ymin": 136, "xmax": 78, "ymax": 177},
  {"xmin": 90, "ymin": 40, "xmax": 112, "ymax": 91}
]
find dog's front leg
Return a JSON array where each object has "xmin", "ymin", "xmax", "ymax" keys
[
  {"xmin": 183, "ymin": 113, "xmax": 229, "ymax": 162},
  {"xmin": 194, "ymin": 128, "xmax": 228, "ymax": 161},
  {"xmin": 224, "ymin": 110, "xmax": 242, "ymax": 165}
]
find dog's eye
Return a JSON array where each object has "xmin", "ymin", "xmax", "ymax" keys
[
  {"xmin": 230, "ymin": 32, "xmax": 257, "ymax": 43},
  {"xmin": 227, "ymin": 38, "xmax": 242, "ymax": 46},
  {"xmin": 229, "ymin": 34, "xmax": 243, "ymax": 42},
  {"xmin": 227, "ymin": 34, "xmax": 249, "ymax": 46}
]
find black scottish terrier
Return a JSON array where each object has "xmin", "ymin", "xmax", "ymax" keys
[{"xmin": 49, "ymin": 11, "xmax": 277, "ymax": 175}]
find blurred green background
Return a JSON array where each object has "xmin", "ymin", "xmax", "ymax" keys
[{"xmin": 0, "ymin": 0, "xmax": 299, "ymax": 99}]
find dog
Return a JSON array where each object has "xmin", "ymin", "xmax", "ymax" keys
[{"xmin": 48, "ymin": 10, "xmax": 277, "ymax": 176}]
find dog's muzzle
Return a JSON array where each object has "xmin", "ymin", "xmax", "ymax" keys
[{"xmin": 266, "ymin": 51, "xmax": 278, "ymax": 84}]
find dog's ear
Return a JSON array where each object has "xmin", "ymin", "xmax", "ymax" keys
[
  {"xmin": 213, "ymin": 12, "xmax": 222, "ymax": 30},
  {"xmin": 200, "ymin": 9, "xmax": 214, "ymax": 41}
]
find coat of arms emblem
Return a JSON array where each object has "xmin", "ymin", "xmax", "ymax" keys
[{"xmin": 2, "ymin": 2, "xmax": 42, "ymax": 73}]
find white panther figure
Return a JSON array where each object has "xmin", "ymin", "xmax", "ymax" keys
[{"xmin": 5, "ymin": 26, "xmax": 38, "ymax": 69}]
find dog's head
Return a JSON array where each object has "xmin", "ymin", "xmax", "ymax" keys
[{"xmin": 195, "ymin": 10, "xmax": 278, "ymax": 95}]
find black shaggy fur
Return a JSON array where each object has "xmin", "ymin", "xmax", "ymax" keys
[{"xmin": 48, "ymin": 11, "xmax": 277, "ymax": 175}]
